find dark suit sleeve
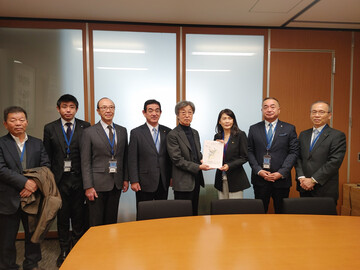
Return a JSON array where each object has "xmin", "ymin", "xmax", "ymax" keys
[
  {"xmin": 39, "ymin": 142, "xmax": 51, "ymax": 168},
  {"xmin": 128, "ymin": 130, "xmax": 139, "ymax": 183},
  {"xmin": 295, "ymin": 132, "xmax": 305, "ymax": 178},
  {"xmin": 43, "ymin": 124, "xmax": 53, "ymax": 162},
  {"xmin": 123, "ymin": 128, "xmax": 129, "ymax": 181},
  {"xmin": 227, "ymin": 131, "xmax": 248, "ymax": 170},
  {"xmin": 81, "ymin": 128, "xmax": 93, "ymax": 189},
  {"xmin": 247, "ymin": 126, "xmax": 262, "ymax": 174},
  {"xmin": 0, "ymin": 141, "xmax": 27, "ymax": 190},
  {"xmin": 277, "ymin": 125, "xmax": 299, "ymax": 178},
  {"xmin": 312, "ymin": 131, "xmax": 346, "ymax": 185}
]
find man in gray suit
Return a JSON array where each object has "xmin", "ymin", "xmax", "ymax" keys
[
  {"xmin": 295, "ymin": 101, "xmax": 346, "ymax": 204},
  {"xmin": 81, "ymin": 97, "xmax": 129, "ymax": 226},
  {"xmin": 129, "ymin": 100, "xmax": 172, "ymax": 212},
  {"xmin": 167, "ymin": 101, "xmax": 210, "ymax": 215}
]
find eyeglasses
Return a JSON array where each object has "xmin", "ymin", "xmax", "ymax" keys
[
  {"xmin": 311, "ymin": 110, "xmax": 329, "ymax": 115},
  {"xmin": 99, "ymin": 106, "xmax": 115, "ymax": 111}
]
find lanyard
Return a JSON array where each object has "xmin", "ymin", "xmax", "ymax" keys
[
  {"xmin": 310, "ymin": 125, "xmax": 326, "ymax": 152},
  {"xmin": 105, "ymin": 123, "xmax": 116, "ymax": 156},
  {"xmin": 265, "ymin": 122, "xmax": 277, "ymax": 150},
  {"xmin": 61, "ymin": 122, "xmax": 75, "ymax": 155},
  {"xmin": 20, "ymin": 142, "xmax": 26, "ymax": 163}
]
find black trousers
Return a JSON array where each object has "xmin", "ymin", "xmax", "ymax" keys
[
  {"xmin": 86, "ymin": 186, "xmax": 121, "ymax": 227},
  {"xmin": 57, "ymin": 173, "xmax": 86, "ymax": 253},
  {"xmin": 0, "ymin": 208, "xmax": 41, "ymax": 270},
  {"xmin": 174, "ymin": 180, "xmax": 200, "ymax": 216},
  {"xmin": 135, "ymin": 178, "xmax": 168, "ymax": 205},
  {"xmin": 254, "ymin": 183, "xmax": 290, "ymax": 213}
]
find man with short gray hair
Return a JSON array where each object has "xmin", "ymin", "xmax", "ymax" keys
[
  {"xmin": 295, "ymin": 101, "xmax": 346, "ymax": 204},
  {"xmin": 167, "ymin": 100, "xmax": 210, "ymax": 215}
]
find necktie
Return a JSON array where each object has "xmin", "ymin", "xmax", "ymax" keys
[
  {"xmin": 65, "ymin": 123, "xmax": 72, "ymax": 141},
  {"xmin": 267, "ymin": 123, "xmax": 273, "ymax": 146},
  {"xmin": 108, "ymin": 125, "xmax": 114, "ymax": 143},
  {"xmin": 311, "ymin": 129, "xmax": 319, "ymax": 145},
  {"xmin": 153, "ymin": 128, "xmax": 160, "ymax": 152}
]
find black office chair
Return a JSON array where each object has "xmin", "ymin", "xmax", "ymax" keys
[
  {"xmin": 137, "ymin": 200, "xmax": 193, "ymax": 221},
  {"xmin": 282, "ymin": 197, "xmax": 337, "ymax": 215},
  {"xmin": 210, "ymin": 199, "xmax": 265, "ymax": 215}
]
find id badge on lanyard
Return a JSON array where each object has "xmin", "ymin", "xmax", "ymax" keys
[
  {"xmin": 109, "ymin": 158, "xmax": 117, "ymax": 173},
  {"xmin": 263, "ymin": 154, "xmax": 271, "ymax": 169}
]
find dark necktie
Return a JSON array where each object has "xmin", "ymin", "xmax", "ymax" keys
[
  {"xmin": 108, "ymin": 125, "xmax": 114, "ymax": 143},
  {"xmin": 65, "ymin": 123, "xmax": 72, "ymax": 140}
]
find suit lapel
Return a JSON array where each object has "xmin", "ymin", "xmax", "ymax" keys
[
  {"xmin": 159, "ymin": 125, "xmax": 168, "ymax": 153},
  {"xmin": 142, "ymin": 124, "xmax": 158, "ymax": 153},
  {"xmin": 4, "ymin": 134, "xmax": 23, "ymax": 171},
  {"xmin": 95, "ymin": 122, "xmax": 112, "ymax": 153},
  {"xmin": 259, "ymin": 121, "xmax": 268, "ymax": 149},
  {"xmin": 271, "ymin": 120, "xmax": 283, "ymax": 147},
  {"xmin": 177, "ymin": 126, "xmax": 192, "ymax": 150},
  {"xmin": 54, "ymin": 119, "xmax": 67, "ymax": 155},
  {"xmin": 302, "ymin": 129, "xmax": 312, "ymax": 156},
  {"xmin": 311, "ymin": 125, "xmax": 330, "ymax": 154}
]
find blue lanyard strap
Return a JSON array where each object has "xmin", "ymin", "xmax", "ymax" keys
[
  {"xmin": 61, "ymin": 122, "xmax": 75, "ymax": 154},
  {"xmin": 105, "ymin": 123, "xmax": 116, "ymax": 156},
  {"xmin": 265, "ymin": 122, "xmax": 277, "ymax": 150},
  {"xmin": 310, "ymin": 125, "xmax": 326, "ymax": 152},
  {"xmin": 20, "ymin": 142, "xmax": 26, "ymax": 163}
]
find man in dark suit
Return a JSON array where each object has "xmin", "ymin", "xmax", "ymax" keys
[
  {"xmin": 295, "ymin": 101, "xmax": 346, "ymax": 204},
  {"xmin": 128, "ymin": 100, "xmax": 172, "ymax": 213},
  {"xmin": 43, "ymin": 94, "xmax": 90, "ymax": 267},
  {"xmin": 167, "ymin": 100, "xmax": 210, "ymax": 215},
  {"xmin": 0, "ymin": 106, "xmax": 50, "ymax": 270},
  {"xmin": 81, "ymin": 97, "xmax": 129, "ymax": 226},
  {"xmin": 248, "ymin": 97, "xmax": 299, "ymax": 213}
]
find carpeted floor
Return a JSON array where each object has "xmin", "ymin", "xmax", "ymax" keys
[{"xmin": 16, "ymin": 239, "xmax": 60, "ymax": 270}]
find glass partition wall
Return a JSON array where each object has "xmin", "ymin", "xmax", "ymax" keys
[
  {"xmin": 0, "ymin": 26, "xmax": 85, "ymax": 138},
  {"xmin": 185, "ymin": 34, "xmax": 264, "ymax": 210},
  {"xmin": 0, "ymin": 22, "xmax": 265, "ymax": 221}
]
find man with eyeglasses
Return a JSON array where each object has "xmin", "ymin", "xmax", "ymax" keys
[
  {"xmin": 295, "ymin": 101, "xmax": 346, "ymax": 204},
  {"xmin": 43, "ymin": 94, "xmax": 90, "ymax": 267},
  {"xmin": 128, "ymin": 100, "xmax": 172, "ymax": 217},
  {"xmin": 81, "ymin": 97, "xmax": 129, "ymax": 226}
]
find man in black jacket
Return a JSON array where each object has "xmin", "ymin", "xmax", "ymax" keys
[
  {"xmin": 0, "ymin": 106, "xmax": 50, "ymax": 270},
  {"xmin": 43, "ymin": 95, "xmax": 90, "ymax": 267}
]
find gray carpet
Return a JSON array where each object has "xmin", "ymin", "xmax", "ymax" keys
[{"xmin": 16, "ymin": 239, "xmax": 60, "ymax": 270}]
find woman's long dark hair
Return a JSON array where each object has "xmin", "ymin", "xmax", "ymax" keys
[{"xmin": 215, "ymin": 109, "xmax": 241, "ymax": 137}]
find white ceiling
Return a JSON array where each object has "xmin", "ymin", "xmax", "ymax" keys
[{"xmin": 0, "ymin": 0, "xmax": 359, "ymax": 29}]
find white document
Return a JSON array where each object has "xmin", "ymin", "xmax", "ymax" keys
[{"xmin": 202, "ymin": 140, "xmax": 224, "ymax": 169}]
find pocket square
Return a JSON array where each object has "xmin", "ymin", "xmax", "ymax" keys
[{"xmin": 278, "ymin": 133, "xmax": 288, "ymax": 136}]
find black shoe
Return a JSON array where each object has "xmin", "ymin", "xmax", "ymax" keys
[{"xmin": 56, "ymin": 251, "xmax": 68, "ymax": 267}]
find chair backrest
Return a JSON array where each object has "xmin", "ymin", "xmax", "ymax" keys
[
  {"xmin": 282, "ymin": 197, "xmax": 337, "ymax": 215},
  {"xmin": 137, "ymin": 200, "xmax": 193, "ymax": 221},
  {"xmin": 210, "ymin": 199, "xmax": 265, "ymax": 215}
]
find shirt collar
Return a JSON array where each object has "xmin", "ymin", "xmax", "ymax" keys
[
  {"xmin": 61, "ymin": 118, "xmax": 75, "ymax": 127},
  {"xmin": 313, "ymin": 124, "xmax": 326, "ymax": 132},
  {"xmin": 10, "ymin": 133, "xmax": 28, "ymax": 145},
  {"xmin": 265, "ymin": 119, "xmax": 278, "ymax": 127},
  {"xmin": 146, "ymin": 122, "xmax": 159, "ymax": 132},
  {"xmin": 100, "ymin": 120, "xmax": 114, "ymax": 130}
]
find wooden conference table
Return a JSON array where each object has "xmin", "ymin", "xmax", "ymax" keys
[{"xmin": 61, "ymin": 214, "xmax": 360, "ymax": 270}]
